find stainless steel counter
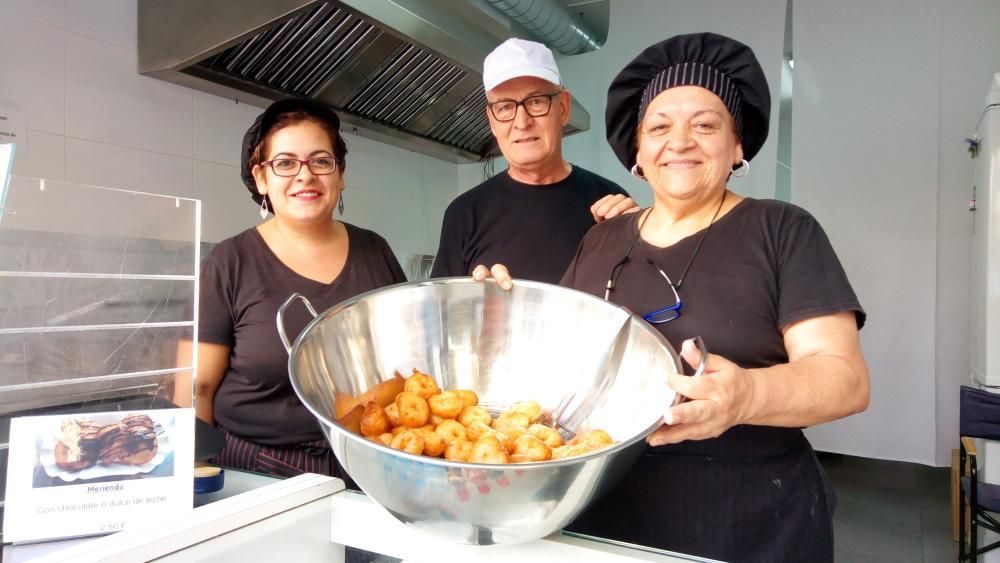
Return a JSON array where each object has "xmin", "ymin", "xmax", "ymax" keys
[{"xmin": 5, "ymin": 471, "xmax": 718, "ymax": 562}]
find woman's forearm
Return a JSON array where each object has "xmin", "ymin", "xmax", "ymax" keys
[
  {"xmin": 743, "ymin": 311, "xmax": 869, "ymax": 428},
  {"xmin": 176, "ymin": 339, "xmax": 230, "ymax": 425},
  {"xmin": 193, "ymin": 386, "xmax": 217, "ymax": 424},
  {"xmin": 743, "ymin": 351, "xmax": 869, "ymax": 428}
]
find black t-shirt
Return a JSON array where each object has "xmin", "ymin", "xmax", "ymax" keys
[
  {"xmin": 561, "ymin": 197, "xmax": 865, "ymax": 458},
  {"xmin": 430, "ymin": 165, "xmax": 628, "ymax": 283},
  {"xmin": 199, "ymin": 224, "xmax": 406, "ymax": 446}
]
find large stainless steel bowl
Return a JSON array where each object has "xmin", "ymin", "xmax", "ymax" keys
[{"xmin": 280, "ymin": 278, "xmax": 683, "ymax": 545}]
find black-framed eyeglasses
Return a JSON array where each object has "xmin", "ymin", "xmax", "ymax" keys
[
  {"xmin": 605, "ymin": 256, "xmax": 683, "ymax": 325},
  {"xmin": 260, "ymin": 157, "xmax": 338, "ymax": 177},
  {"xmin": 487, "ymin": 92, "xmax": 561, "ymax": 122}
]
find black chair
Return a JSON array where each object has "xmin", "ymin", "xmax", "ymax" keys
[{"xmin": 959, "ymin": 385, "xmax": 1000, "ymax": 561}]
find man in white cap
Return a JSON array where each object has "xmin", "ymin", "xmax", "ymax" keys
[{"xmin": 431, "ymin": 38, "xmax": 637, "ymax": 284}]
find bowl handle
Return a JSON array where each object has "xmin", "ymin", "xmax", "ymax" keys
[
  {"xmin": 276, "ymin": 293, "xmax": 319, "ymax": 354},
  {"xmin": 669, "ymin": 336, "xmax": 708, "ymax": 407},
  {"xmin": 690, "ymin": 335, "xmax": 708, "ymax": 378}
]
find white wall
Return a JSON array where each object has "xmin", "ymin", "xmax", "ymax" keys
[
  {"xmin": 0, "ymin": 0, "xmax": 456, "ymax": 271},
  {"xmin": 936, "ymin": 1, "xmax": 1000, "ymax": 466},
  {"xmin": 550, "ymin": 0, "xmax": 999, "ymax": 466},
  {"xmin": 792, "ymin": 0, "xmax": 942, "ymax": 464},
  {"xmin": 791, "ymin": 0, "xmax": 1000, "ymax": 467}
]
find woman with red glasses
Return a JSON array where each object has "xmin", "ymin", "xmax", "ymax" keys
[{"xmin": 177, "ymin": 98, "xmax": 405, "ymax": 481}]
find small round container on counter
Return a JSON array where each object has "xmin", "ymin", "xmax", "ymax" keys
[{"xmin": 193, "ymin": 466, "xmax": 225, "ymax": 494}]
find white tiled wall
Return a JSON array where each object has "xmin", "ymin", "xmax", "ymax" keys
[
  {"xmin": 65, "ymin": 137, "xmax": 193, "ymax": 197},
  {"xmin": 0, "ymin": 6, "xmax": 66, "ymax": 135},
  {"xmin": 191, "ymin": 92, "xmax": 260, "ymax": 167},
  {"xmin": 0, "ymin": 0, "xmax": 460, "ymax": 264}
]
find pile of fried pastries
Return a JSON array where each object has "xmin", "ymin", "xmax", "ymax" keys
[
  {"xmin": 54, "ymin": 415, "xmax": 158, "ymax": 471},
  {"xmin": 334, "ymin": 369, "xmax": 615, "ymax": 464}
]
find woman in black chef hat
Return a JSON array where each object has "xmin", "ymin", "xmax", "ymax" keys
[{"xmin": 477, "ymin": 32, "xmax": 870, "ymax": 561}]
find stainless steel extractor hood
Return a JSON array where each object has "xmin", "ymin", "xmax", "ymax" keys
[{"xmin": 137, "ymin": 0, "xmax": 600, "ymax": 163}]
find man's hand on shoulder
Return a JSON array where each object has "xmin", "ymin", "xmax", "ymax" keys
[{"xmin": 591, "ymin": 194, "xmax": 641, "ymax": 223}]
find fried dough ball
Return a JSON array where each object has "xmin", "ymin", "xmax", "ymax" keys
[
  {"xmin": 455, "ymin": 389, "xmax": 479, "ymax": 408},
  {"xmin": 458, "ymin": 406, "xmax": 491, "ymax": 428},
  {"xmin": 428, "ymin": 391, "xmax": 464, "ymax": 419},
  {"xmin": 466, "ymin": 420, "xmax": 494, "ymax": 442},
  {"xmin": 469, "ymin": 435, "xmax": 509, "ymax": 464},
  {"xmin": 359, "ymin": 402, "xmax": 390, "ymax": 437},
  {"xmin": 419, "ymin": 429, "xmax": 447, "ymax": 457},
  {"xmin": 512, "ymin": 434, "xmax": 551, "ymax": 462},
  {"xmin": 395, "ymin": 391, "xmax": 430, "ymax": 428},
  {"xmin": 551, "ymin": 444, "xmax": 589, "ymax": 460},
  {"xmin": 430, "ymin": 414, "xmax": 449, "ymax": 426},
  {"xmin": 503, "ymin": 426, "xmax": 526, "ymax": 441},
  {"xmin": 391, "ymin": 425, "xmax": 407, "ymax": 436},
  {"xmin": 444, "ymin": 439, "xmax": 473, "ymax": 462},
  {"xmin": 573, "ymin": 429, "xmax": 615, "ymax": 450},
  {"xmin": 509, "ymin": 400, "xmax": 542, "ymax": 423},
  {"xmin": 404, "ymin": 370, "xmax": 439, "ymax": 400},
  {"xmin": 491, "ymin": 429, "xmax": 514, "ymax": 453},
  {"xmin": 494, "ymin": 411, "xmax": 530, "ymax": 434},
  {"xmin": 390, "ymin": 429, "xmax": 425, "ymax": 455},
  {"xmin": 528, "ymin": 423, "xmax": 564, "ymax": 449},
  {"xmin": 375, "ymin": 433, "xmax": 393, "ymax": 446},
  {"xmin": 467, "ymin": 421, "xmax": 513, "ymax": 451},
  {"xmin": 434, "ymin": 419, "xmax": 467, "ymax": 443},
  {"xmin": 384, "ymin": 403, "xmax": 401, "ymax": 427}
]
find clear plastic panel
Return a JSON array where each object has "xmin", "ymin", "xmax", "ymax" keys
[
  {"xmin": 0, "ymin": 325, "xmax": 195, "ymax": 389},
  {"xmin": 0, "ymin": 175, "xmax": 200, "ymax": 408},
  {"xmin": 1, "ymin": 277, "xmax": 195, "ymax": 329},
  {"xmin": 0, "ymin": 176, "xmax": 201, "ymax": 509},
  {"xmin": 0, "ymin": 177, "xmax": 198, "ymax": 275}
]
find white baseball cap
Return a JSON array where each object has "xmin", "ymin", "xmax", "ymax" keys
[{"xmin": 483, "ymin": 38, "xmax": 561, "ymax": 91}]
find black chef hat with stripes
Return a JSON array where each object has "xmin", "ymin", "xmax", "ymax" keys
[{"xmin": 605, "ymin": 32, "xmax": 771, "ymax": 171}]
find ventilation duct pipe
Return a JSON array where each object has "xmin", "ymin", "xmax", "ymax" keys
[{"xmin": 485, "ymin": 0, "xmax": 601, "ymax": 54}]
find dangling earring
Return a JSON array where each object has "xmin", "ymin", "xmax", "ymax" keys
[
  {"xmin": 731, "ymin": 159, "xmax": 750, "ymax": 178},
  {"xmin": 630, "ymin": 163, "xmax": 646, "ymax": 180},
  {"xmin": 259, "ymin": 196, "xmax": 269, "ymax": 219},
  {"xmin": 338, "ymin": 195, "xmax": 345, "ymax": 216}
]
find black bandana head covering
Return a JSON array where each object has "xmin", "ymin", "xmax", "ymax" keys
[
  {"xmin": 605, "ymin": 32, "xmax": 771, "ymax": 171},
  {"xmin": 240, "ymin": 97, "xmax": 344, "ymax": 204}
]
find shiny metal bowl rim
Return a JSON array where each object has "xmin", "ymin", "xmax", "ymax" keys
[{"xmin": 287, "ymin": 277, "xmax": 673, "ymax": 469}]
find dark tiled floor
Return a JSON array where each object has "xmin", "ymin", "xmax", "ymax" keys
[{"xmin": 818, "ymin": 452, "xmax": 956, "ymax": 563}]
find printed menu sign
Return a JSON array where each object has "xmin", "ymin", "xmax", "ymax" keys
[
  {"xmin": 0, "ymin": 107, "xmax": 25, "ymax": 144},
  {"xmin": 3, "ymin": 408, "xmax": 194, "ymax": 543}
]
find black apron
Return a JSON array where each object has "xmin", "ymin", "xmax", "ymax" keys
[{"xmin": 565, "ymin": 428, "xmax": 835, "ymax": 563}]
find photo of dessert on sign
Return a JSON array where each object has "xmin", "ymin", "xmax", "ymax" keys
[{"xmin": 33, "ymin": 413, "xmax": 175, "ymax": 487}]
